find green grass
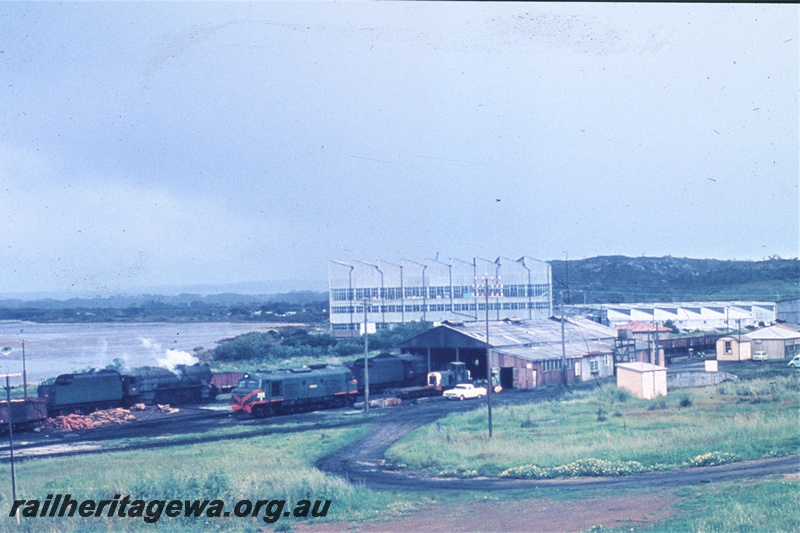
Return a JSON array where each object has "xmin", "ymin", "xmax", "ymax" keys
[
  {"xmin": 0, "ymin": 425, "xmax": 416, "ymax": 532},
  {"xmin": 386, "ymin": 374, "xmax": 800, "ymax": 477},
  {"xmin": 590, "ymin": 479, "xmax": 800, "ymax": 533}
]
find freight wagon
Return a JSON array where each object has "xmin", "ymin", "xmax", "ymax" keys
[
  {"xmin": 210, "ymin": 372, "xmax": 245, "ymax": 393},
  {"xmin": 230, "ymin": 364, "xmax": 357, "ymax": 417},
  {"xmin": 0, "ymin": 398, "xmax": 47, "ymax": 432}
]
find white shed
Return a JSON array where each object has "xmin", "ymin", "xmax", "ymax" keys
[{"xmin": 616, "ymin": 362, "xmax": 667, "ymax": 400}]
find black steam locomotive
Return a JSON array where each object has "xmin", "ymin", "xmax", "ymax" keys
[{"xmin": 38, "ymin": 363, "xmax": 217, "ymax": 417}]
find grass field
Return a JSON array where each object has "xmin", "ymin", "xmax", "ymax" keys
[
  {"xmin": 1, "ymin": 373, "xmax": 797, "ymax": 532},
  {"xmin": 589, "ymin": 479, "xmax": 800, "ymax": 533},
  {"xmin": 0, "ymin": 426, "xmax": 417, "ymax": 533},
  {"xmin": 386, "ymin": 374, "xmax": 800, "ymax": 478}
]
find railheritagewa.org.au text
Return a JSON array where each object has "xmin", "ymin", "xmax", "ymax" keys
[{"xmin": 9, "ymin": 494, "xmax": 331, "ymax": 524}]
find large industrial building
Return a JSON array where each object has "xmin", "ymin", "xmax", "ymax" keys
[
  {"xmin": 396, "ymin": 317, "xmax": 652, "ymax": 389},
  {"xmin": 328, "ymin": 256, "xmax": 552, "ymax": 335},
  {"xmin": 569, "ymin": 302, "xmax": 777, "ymax": 331}
]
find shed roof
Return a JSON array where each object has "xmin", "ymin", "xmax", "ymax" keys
[
  {"xmin": 744, "ymin": 323, "xmax": 800, "ymax": 341},
  {"xmin": 397, "ymin": 317, "xmax": 617, "ymax": 352},
  {"xmin": 616, "ymin": 321, "xmax": 671, "ymax": 333},
  {"xmin": 617, "ymin": 362, "xmax": 667, "ymax": 373},
  {"xmin": 496, "ymin": 340, "xmax": 614, "ymax": 362}
]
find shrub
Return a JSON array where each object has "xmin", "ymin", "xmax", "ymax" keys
[
  {"xmin": 610, "ymin": 388, "xmax": 633, "ymax": 403},
  {"xmin": 500, "ymin": 459, "xmax": 650, "ymax": 479},
  {"xmin": 679, "ymin": 394, "xmax": 693, "ymax": 408},
  {"xmin": 499, "ymin": 464, "xmax": 553, "ymax": 479},
  {"xmin": 436, "ymin": 467, "xmax": 478, "ymax": 478},
  {"xmin": 688, "ymin": 452, "xmax": 738, "ymax": 467},
  {"xmin": 647, "ymin": 397, "xmax": 668, "ymax": 411},
  {"xmin": 551, "ymin": 458, "xmax": 648, "ymax": 477}
]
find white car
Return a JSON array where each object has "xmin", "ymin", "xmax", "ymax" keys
[
  {"xmin": 443, "ymin": 383, "xmax": 486, "ymax": 401},
  {"xmin": 788, "ymin": 355, "xmax": 800, "ymax": 369},
  {"xmin": 752, "ymin": 351, "xmax": 768, "ymax": 362}
]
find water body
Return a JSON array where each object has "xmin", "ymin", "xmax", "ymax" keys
[{"xmin": 0, "ymin": 321, "xmax": 286, "ymax": 384}]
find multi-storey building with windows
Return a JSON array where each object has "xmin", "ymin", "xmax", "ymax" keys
[{"xmin": 328, "ymin": 256, "xmax": 552, "ymax": 335}]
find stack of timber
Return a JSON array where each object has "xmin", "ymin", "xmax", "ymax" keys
[{"xmin": 44, "ymin": 408, "xmax": 135, "ymax": 431}]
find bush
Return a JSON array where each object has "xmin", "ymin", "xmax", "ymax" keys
[
  {"xmin": 610, "ymin": 388, "xmax": 633, "ymax": 403},
  {"xmin": 688, "ymin": 452, "xmax": 737, "ymax": 467},
  {"xmin": 679, "ymin": 394, "xmax": 693, "ymax": 408},
  {"xmin": 647, "ymin": 397, "xmax": 668, "ymax": 411},
  {"xmin": 500, "ymin": 459, "xmax": 650, "ymax": 479}
]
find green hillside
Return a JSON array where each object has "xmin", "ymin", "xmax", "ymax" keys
[{"xmin": 549, "ymin": 256, "xmax": 799, "ymax": 304}]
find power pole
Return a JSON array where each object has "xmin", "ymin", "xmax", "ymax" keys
[
  {"xmin": 560, "ymin": 291, "xmax": 567, "ymax": 385},
  {"xmin": 21, "ymin": 340, "xmax": 27, "ymax": 400},
  {"xmin": 3, "ymin": 373, "xmax": 21, "ymax": 524},
  {"xmin": 363, "ymin": 299, "xmax": 369, "ymax": 415},
  {"xmin": 485, "ymin": 277, "xmax": 493, "ymax": 439},
  {"xmin": 653, "ymin": 319, "xmax": 659, "ymax": 366}
]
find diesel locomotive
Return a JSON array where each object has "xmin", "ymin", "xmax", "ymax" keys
[{"xmin": 230, "ymin": 364, "xmax": 358, "ymax": 418}]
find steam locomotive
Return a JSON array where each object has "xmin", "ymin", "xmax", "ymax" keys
[{"xmin": 38, "ymin": 363, "xmax": 217, "ymax": 417}]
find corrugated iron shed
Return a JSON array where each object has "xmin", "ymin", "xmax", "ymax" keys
[
  {"xmin": 398, "ymin": 317, "xmax": 617, "ymax": 352},
  {"xmin": 744, "ymin": 323, "xmax": 800, "ymax": 341},
  {"xmin": 616, "ymin": 321, "xmax": 671, "ymax": 333}
]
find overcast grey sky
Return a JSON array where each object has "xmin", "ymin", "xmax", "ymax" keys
[{"xmin": 1, "ymin": 2, "xmax": 797, "ymax": 296}]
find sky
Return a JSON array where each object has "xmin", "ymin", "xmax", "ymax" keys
[{"xmin": 0, "ymin": 2, "xmax": 797, "ymax": 297}]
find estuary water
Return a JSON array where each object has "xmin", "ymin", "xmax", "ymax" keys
[{"xmin": 0, "ymin": 321, "xmax": 286, "ymax": 384}]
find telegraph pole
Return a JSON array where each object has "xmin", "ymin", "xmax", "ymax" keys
[
  {"xmin": 363, "ymin": 299, "xmax": 369, "ymax": 415},
  {"xmin": 2, "ymin": 373, "xmax": 21, "ymax": 523},
  {"xmin": 560, "ymin": 291, "xmax": 567, "ymax": 385},
  {"xmin": 485, "ymin": 277, "xmax": 493, "ymax": 439},
  {"xmin": 21, "ymin": 340, "xmax": 27, "ymax": 400}
]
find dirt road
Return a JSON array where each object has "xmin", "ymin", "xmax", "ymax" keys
[{"xmin": 316, "ymin": 399, "xmax": 799, "ymax": 492}]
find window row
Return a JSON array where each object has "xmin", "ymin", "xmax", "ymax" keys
[
  {"xmin": 541, "ymin": 358, "xmax": 576, "ymax": 372},
  {"xmin": 332, "ymin": 301, "xmax": 550, "ymax": 315},
  {"xmin": 331, "ymin": 284, "xmax": 551, "ymax": 301}
]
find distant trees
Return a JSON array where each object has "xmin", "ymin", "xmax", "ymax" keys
[
  {"xmin": 0, "ymin": 293, "xmax": 329, "ymax": 324},
  {"xmin": 550, "ymin": 256, "xmax": 799, "ymax": 303},
  {"xmin": 212, "ymin": 321, "xmax": 433, "ymax": 363}
]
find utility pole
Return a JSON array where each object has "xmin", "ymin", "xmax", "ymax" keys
[
  {"xmin": 485, "ymin": 277, "xmax": 492, "ymax": 439},
  {"xmin": 653, "ymin": 319, "xmax": 659, "ymax": 366},
  {"xmin": 2, "ymin": 373, "xmax": 21, "ymax": 524},
  {"xmin": 363, "ymin": 299, "xmax": 369, "ymax": 415},
  {"xmin": 21, "ymin": 340, "xmax": 27, "ymax": 401},
  {"xmin": 560, "ymin": 291, "xmax": 567, "ymax": 385}
]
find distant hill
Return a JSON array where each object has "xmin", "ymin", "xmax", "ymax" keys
[{"xmin": 549, "ymin": 256, "xmax": 799, "ymax": 304}]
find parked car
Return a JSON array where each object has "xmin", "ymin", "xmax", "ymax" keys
[
  {"xmin": 788, "ymin": 355, "xmax": 800, "ymax": 369},
  {"xmin": 752, "ymin": 351, "xmax": 769, "ymax": 362},
  {"xmin": 442, "ymin": 383, "xmax": 486, "ymax": 401}
]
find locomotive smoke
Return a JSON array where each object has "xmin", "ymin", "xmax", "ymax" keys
[
  {"xmin": 159, "ymin": 349, "xmax": 199, "ymax": 372},
  {"xmin": 139, "ymin": 338, "xmax": 199, "ymax": 372}
]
